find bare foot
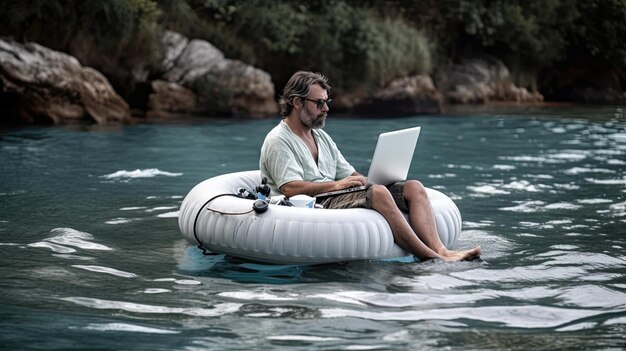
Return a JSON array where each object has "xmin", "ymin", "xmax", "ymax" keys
[{"xmin": 440, "ymin": 246, "xmax": 481, "ymax": 261}]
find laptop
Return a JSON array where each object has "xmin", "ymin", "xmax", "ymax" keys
[{"xmin": 316, "ymin": 126, "xmax": 421, "ymax": 198}]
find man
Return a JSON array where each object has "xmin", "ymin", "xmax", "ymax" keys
[{"xmin": 260, "ymin": 71, "xmax": 480, "ymax": 261}]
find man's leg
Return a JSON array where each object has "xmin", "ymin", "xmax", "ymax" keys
[
  {"xmin": 368, "ymin": 184, "xmax": 442, "ymax": 260},
  {"xmin": 402, "ymin": 180, "xmax": 481, "ymax": 260}
]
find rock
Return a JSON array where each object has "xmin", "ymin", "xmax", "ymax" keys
[
  {"xmin": 160, "ymin": 31, "xmax": 189, "ymax": 73},
  {"xmin": 352, "ymin": 75, "xmax": 443, "ymax": 115},
  {"xmin": 446, "ymin": 57, "xmax": 543, "ymax": 104},
  {"xmin": 156, "ymin": 31, "xmax": 277, "ymax": 118},
  {"xmin": 0, "ymin": 38, "xmax": 131, "ymax": 125},
  {"xmin": 146, "ymin": 80, "xmax": 198, "ymax": 118}
]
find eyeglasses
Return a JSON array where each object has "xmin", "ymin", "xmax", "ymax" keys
[{"xmin": 302, "ymin": 97, "xmax": 333, "ymax": 110}]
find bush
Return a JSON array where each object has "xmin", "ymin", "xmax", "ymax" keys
[
  {"xmin": 186, "ymin": 0, "xmax": 432, "ymax": 92},
  {"xmin": 362, "ymin": 17, "xmax": 431, "ymax": 87}
]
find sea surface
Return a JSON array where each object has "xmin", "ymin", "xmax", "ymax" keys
[{"xmin": 1, "ymin": 106, "xmax": 625, "ymax": 350}]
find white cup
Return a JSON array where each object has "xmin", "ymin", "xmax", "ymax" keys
[{"xmin": 289, "ymin": 194, "xmax": 316, "ymax": 208}]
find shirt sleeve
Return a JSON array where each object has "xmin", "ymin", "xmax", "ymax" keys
[{"xmin": 265, "ymin": 140, "xmax": 305, "ymax": 189}]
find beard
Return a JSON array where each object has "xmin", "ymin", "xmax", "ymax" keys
[{"xmin": 299, "ymin": 107, "xmax": 326, "ymax": 129}]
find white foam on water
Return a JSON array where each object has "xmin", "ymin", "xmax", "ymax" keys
[
  {"xmin": 28, "ymin": 242, "xmax": 76, "ymax": 254},
  {"xmin": 500, "ymin": 201, "xmax": 545, "ymax": 213},
  {"xmin": 609, "ymin": 201, "xmax": 626, "ymax": 217},
  {"xmin": 60, "ymin": 297, "xmax": 241, "ymax": 317},
  {"xmin": 157, "ymin": 211, "xmax": 179, "ymax": 218},
  {"xmin": 553, "ymin": 183, "xmax": 580, "ymax": 190},
  {"xmin": 174, "ymin": 279, "xmax": 201, "ymax": 285},
  {"xmin": 551, "ymin": 244, "xmax": 578, "ymax": 250},
  {"xmin": 518, "ymin": 221, "xmax": 539, "ymax": 227},
  {"xmin": 499, "ymin": 155, "xmax": 551, "ymax": 163},
  {"xmin": 101, "ymin": 168, "xmax": 183, "ymax": 179},
  {"xmin": 518, "ymin": 233, "xmax": 539, "ymax": 237},
  {"xmin": 607, "ymin": 159, "xmax": 626, "ymax": 165},
  {"xmin": 577, "ymin": 198, "xmax": 613, "ymax": 204},
  {"xmin": 501, "ymin": 201, "xmax": 582, "ymax": 212},
  {"xmin": 493, "ymin": 164, "xmax": 516, "ymax": 170},
  {"xmin": 524, "ymin": 174, "xmax": 554, "ymax": 179},
  {"xmin": 546, "ymin": 220, "xmax": 573, "ymax": 225},
  {"xmin": 143, "ymin": 288, "xmax": 171, "ymax": 294},
  {"xmin": 467, "ymin": 184, "xmax": 510, "ymax": 195},
  {"xmin": 610, "ymin": 132, "xmax": 626, "ymax": 142},
  {"xmin": 544, "ymin": 202, "xmax": 582, "ymax": 210},
  {"xmin": 119, "ymin": 206, "xmax": 147, "ymax": 211},
  {"xmin": 145, "ymin": 206, "xmax": 178, "ymax": 213},
  {"xmin": 445, "ymin": 164, "xmax": 473, "ymax": 169},
  {"xmin": 564, "ymin": 232, "xmax": 583, "ymax": 236},
  {"xmin": 502, "ymin": 180, "xmax": 542, "ymax": 192},
  {"xmin": 564, "ymin": 167, "xmax": 614, "ymax": 175},
  {"xmin": 46, "ymin": 228, "xmax": 112, "ymax": 251},
  {"xmin": 105, "ymin": 218, "xmax": 142, "ymax": 225},
  {"xmin": 547, "ymin": 151, "xmax": 588, "ymax": 162},
  {"xmin": 72, "ymin": 265, "xmax": 137, "ymax": 278},
  {"xmin": 585, "ymin": 177, "xmax": 626, "ymax": 185},
  {"xmin": 428, "ymin": 173, "xmax": 457, "ymax": 179},
  {"xmin": 80, "ymin": 323, "xmax": 179, "ymax": 334},
  {"xmin": 463, "ymin": 221, "xmax": 493, "ymax": 228}
]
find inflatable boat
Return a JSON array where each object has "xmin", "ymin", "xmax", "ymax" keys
[{"xmin": 178, "ymin": 170, "xmax": 462, "ymax": 264}]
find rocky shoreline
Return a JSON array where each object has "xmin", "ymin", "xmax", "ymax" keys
[{"xmin": 0, "ymin": 32, "xmax": 618, "ymax": 126}]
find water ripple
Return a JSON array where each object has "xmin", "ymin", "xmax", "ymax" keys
[
  {"xmin": 101, "ymin": 168, "xmax": 183, "ymax": 179},
  {"xmin": 322, "ymin": 305, "xmax": 608, "ymax": 329},
  {"xmin": 80, "ymin": 323, "xmax": 179, "ymax": 334},
  {"xmin": 219, "ymin": 290, "xmax": 297, "ymax": 301},
  {"xmin": 28, "ymin": 241, "xmax": 76, "ymax": 254},
  {"xmin": 45, "ymin": 228, "xmax": 112, "ymax": 251},
  {"xmin": 313, "ymin": 290, "xmax": 497, "ymax": 308},
  {"xmin": 450, "ymin": 266, "xmax": 588, "ymax": 283},
  {"xmin": 72, "ymin": 265, "xmax": 137, "ymax": 278},
  {"xmin": 559, "ymin": 285, "xmax": 626, "ymax": 308},
  {"xmin": 60, "ymin": 297, "xmax": 241, "ymax": 317}
]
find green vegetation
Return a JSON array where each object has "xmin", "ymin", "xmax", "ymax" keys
[
  {"xmin": 185, "ymin": 0, "xmax": 432, "ymax": 92},
  {"xmin": 1, "ymin": 0, "xmax": 624, "ymax": 100}
]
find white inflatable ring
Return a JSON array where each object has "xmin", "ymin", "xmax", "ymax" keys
[{"xmin": 178, "ymin": 170, "xmax": 462, "ymax": 265}]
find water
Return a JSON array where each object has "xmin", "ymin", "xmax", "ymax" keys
[{"xmin": 1, "ymin": 107, "xmax": 625, "ymax": 350}]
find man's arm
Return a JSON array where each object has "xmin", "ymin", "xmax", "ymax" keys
[{"xmin": 280, "ymin": 174, "xmax": 366, "ymax": 198}]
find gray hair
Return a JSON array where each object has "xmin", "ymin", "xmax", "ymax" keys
[{"xmin": 279, "ymin": 71, "xmax": 331, "ymax": 117}]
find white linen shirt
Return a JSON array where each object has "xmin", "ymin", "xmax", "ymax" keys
[{"xmin": 260, "ymin": 121, "xmax": 355, "ymax": 196}]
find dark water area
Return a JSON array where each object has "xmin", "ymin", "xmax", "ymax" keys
[{"xmin": 1, "ymin": 106, "xmax": 625, "ymax": 350}]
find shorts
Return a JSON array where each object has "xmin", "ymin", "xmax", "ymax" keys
[{"xmin": 316, "ymin": 182, "xmax": 408, "ymax": 212}]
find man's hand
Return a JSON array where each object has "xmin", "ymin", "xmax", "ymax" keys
[
  {"xmin": 279, "ymin": 174, "xmax": 367, "ymax": 198},
  {"xmin": 337, "ymin": 175, "xmax": 366, "ymax": 189}
]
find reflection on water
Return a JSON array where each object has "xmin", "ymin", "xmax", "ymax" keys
[{"xmin": 0, "ymin": 109, "xmax": 625, "ymax": 350}]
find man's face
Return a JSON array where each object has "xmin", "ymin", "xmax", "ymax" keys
[{"xmin": 299, "ymin": 84, "xmax": 329, "ymax": 129}]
